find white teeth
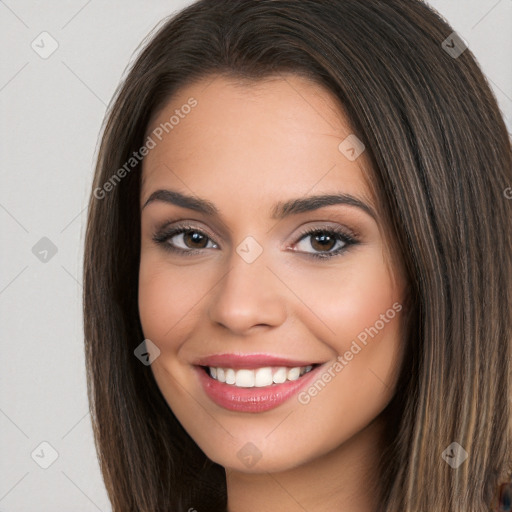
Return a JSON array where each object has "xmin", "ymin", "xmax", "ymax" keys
[
  {"xmin": 225, "ymin": 368, "xmax": 236, "ymax": 385},
  {"xmin": 235, "ymin": 369, "xmax": 254, "ymax": 387},
  {"xmin": 254, "ymin": 367, "xmax": 273, "ymax": 387},
  {"xmin": 287, "ymin": 367, "xmax": 301, "ymax": 381},
  {"xmin": 273, "ymin": 367, "xmax": 287, "ymax": 384},
  {"xmin": 206, "ymin": 365, "xmax": 315, "ymax": 388}
]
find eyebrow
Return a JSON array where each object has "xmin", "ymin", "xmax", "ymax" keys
[{"xmin": 141, "ymin": 189, "xmax": 377, "ymax": 220}]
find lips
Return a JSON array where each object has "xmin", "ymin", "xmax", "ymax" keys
[{"xmin": 193, "ymin": 353, "xmax": 327, "ymax": 412}]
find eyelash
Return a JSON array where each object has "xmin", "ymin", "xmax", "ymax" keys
[{"xmin": 152, "ymin": 223, "xmax": 359, "ymax": 260}]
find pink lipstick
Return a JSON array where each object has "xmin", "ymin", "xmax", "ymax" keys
[{"xmin": 194, "ymin": 353, "xmax": 326, "ymax": 413}]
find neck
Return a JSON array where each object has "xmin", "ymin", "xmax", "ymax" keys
[{"xmin": 226, "ymin": 414, "xmax": 386, "ymax": 512}]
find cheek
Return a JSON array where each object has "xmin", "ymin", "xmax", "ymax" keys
[
  {"xmin": 286, "ymin": 248, "xmax": 402, "ymax": 347},
  {"xmin": 293, "ymin": 249, "xmax": 405, "ymax": 416},
  {"xmin": 138, "ymin": 258, "xmax": 203, "ymax": 346},
  {"xmin": 138, "ymin": 252, "xmax": 231, "ymax": 363},
  {"xmin": 287, "ymin": 270, "xmax": 404, "ymax": 461},
  {"xmin": 138, "ymin": 265, "xmax": 169, "ymax": 342},
  {"xmin": 287, "ymin": 248, "xmax": 405, "ymax": 406}
]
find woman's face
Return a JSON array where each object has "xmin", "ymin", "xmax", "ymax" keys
[{"xmin": 138, "ymin": 74, "xmax": 407, "ymax": 473}]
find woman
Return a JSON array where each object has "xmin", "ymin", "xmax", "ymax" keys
[{"xmin": 83, "ymin": 1, "xmax": 512, "ymax": 510}]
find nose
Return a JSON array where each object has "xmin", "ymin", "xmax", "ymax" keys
[{"xmin": 207, "ymin": 246, "xmax": 287, "ymax": 335}]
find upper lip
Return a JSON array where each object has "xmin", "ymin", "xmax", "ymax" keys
[{"xmin": 194, "ymin": 353, "xmax": 322, "ymax": 369}]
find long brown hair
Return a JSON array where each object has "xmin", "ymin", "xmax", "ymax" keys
[{"xmin": 83, "ymin": 1, "xmax": 512, "ymax": 510}]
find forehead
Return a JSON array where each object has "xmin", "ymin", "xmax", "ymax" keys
[{"xmin": 140, "ymin": 73, "xmax": 376, "ymax": 212}]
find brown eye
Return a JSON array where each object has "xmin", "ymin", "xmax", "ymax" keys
[
  {"xmin": 293, "ymin": 227, "xmax": 357, "ymax": 259},
  {"xmin": 182, "ymin": 230, "xmax": 209, "ymax": 249},
  {"xmin": 309, "ymin": 231, "xmax": 338, "ymax": 252},
  {"xmin": 152, "ymin": 226, "xmax": 218, "ymax": 255}
]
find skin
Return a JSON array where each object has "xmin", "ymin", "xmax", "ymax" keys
[{"xmin": 138, "ymin": 74, "xmax": 408, "ymax": 512}]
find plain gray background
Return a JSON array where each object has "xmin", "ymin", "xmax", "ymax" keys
[{"xmin": 1, "ymin": 1, "xmax": 511, "ymax": 510}]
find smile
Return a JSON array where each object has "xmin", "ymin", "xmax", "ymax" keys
[
  {"xmin": 193, "ymin": 354, "xmax": 327, "ymax": 413},
  {"xmin": 204, "ymin": 365, "xmax": 315, "ymax": 388}
]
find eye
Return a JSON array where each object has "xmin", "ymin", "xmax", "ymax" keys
[
  {"xmin": 152, "ymin": 225, "xmax": 218, "ymax": 256},
  {"xmin": 291, "ymin": 226, "xmax": 358, "ymax": 259}
]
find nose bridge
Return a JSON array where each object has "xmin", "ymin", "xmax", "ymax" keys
[
  {"xmin": 208, "ymin": 234, "xmax": 286, "ymax": 332},
  {"xmin": 224, "ymin": 234, "xmax": 273, "ymax": 303},
  {"xmin": 230, "ymin": 234, "xmax": 269, "ymax": 289}
]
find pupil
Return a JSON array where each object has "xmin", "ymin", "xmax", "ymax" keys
[
  {"xmin": 186, "ymin": 231, "xmax": 207, "ymax": 248},
  {"xmin": 312, "ymin": 232, "xmax": 335, "ymax": 252}
]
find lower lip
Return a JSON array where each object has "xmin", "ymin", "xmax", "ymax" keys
[{"xmin": 195, "ymin": 364, "xmax": 324, "ymax": 413}]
